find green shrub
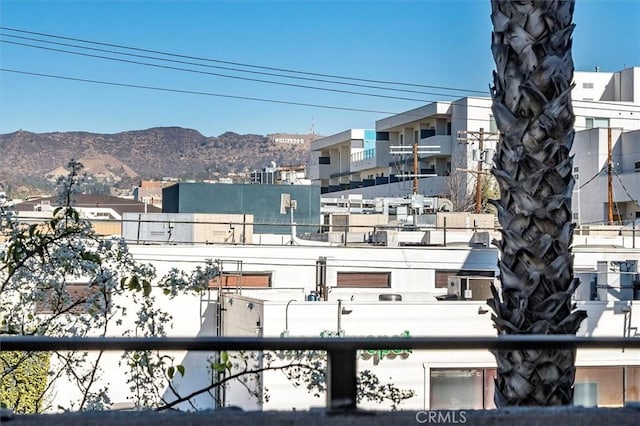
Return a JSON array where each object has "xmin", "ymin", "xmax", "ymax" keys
[{"xmin": 0, "ymin": 351, "xmax": 50, "ymax": 413}]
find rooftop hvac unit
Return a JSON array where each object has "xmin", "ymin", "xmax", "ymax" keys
[{"xmin": 447, "ymin": 276, "xmax": 494, "ymax": 301}]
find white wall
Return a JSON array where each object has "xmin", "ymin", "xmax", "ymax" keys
[
  {"xmin": 40, "ymin": 242, "xmax": 640, "ymax": 412},
  {"xmin": 573, "ymin": 128, "xmax": 640, "ymax": 225},
  {"xmin": 218, "ymin": 295, "xmax": 640, "ymax": 411}
]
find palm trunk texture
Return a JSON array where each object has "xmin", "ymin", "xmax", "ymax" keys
[{"xmin": 488, "ymin": 0, "xmax": 587, "ymax": 406}]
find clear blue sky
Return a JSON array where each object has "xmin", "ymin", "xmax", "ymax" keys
[{"xmin": 1, "ymin": 0, "xmax": 639, "ymax": 137}]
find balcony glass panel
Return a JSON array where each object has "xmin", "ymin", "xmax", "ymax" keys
[
  {"xmin": 430, "ymin": 368, "xmax": 484, "ymax": 409},
  {"xmin": 351, "ymin": 148, "xmax": 376, "ymax": 163}
]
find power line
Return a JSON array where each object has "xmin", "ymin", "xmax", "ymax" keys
[
  {"xmin": 3, "ymin": 66, "xmax": 638, "ymax": 131},
  {"xmin": 0, "ymin": 67, "xmax": 400, "ymax": 115},
  {"xmin": 0, "ymin": 32, "xmax": 469, "ymax": 100},
  {"xmin": 5, "ymin": 35, "xmax": 640, "ymax": 118},
  {"xmin": 0, "ymin": 26, "xmax": 488, "ymax": 95},
  {"xmin": 579, "ymin": 168, "xmax": 605, "ymax": 189},
  {"xmin": 3, "ymin": 27, "xmax": 639, "ymax": 116},
  {"xmin": 0, "ymin": 39, "xmax": 434, "ymax": 104},
  {"xmin": 613, "ymin": 168, "xmax": 640, "ymax": 208},
  {"xmin": 465, "ymin": 94, "xmax": 640, "ymax": 115}
]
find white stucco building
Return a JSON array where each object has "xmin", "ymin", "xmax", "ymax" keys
[
  {"xmin": 310, "ymin": 67, "xmax": 640, "ymax": 223},
  {"xmin": 309, "ymin": 98, "xmax": 496, "ymax": 202},
  {"xmin": 37, "ymin": 235, "xmax": 640, "ymax": 412},
  {"xmin": 570, "ymin": 67, "xmax": 640, "ymax": 225}
]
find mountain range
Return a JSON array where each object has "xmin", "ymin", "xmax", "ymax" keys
[{"xmin": 0, "ymin": 127, "xmax": 314, "ymax": 195}]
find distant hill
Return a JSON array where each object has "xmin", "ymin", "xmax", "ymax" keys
[{"xmin": 0, "ymin": 127, "xmax": 315, "ymax": 193}]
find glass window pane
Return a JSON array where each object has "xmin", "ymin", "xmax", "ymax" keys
[
  {"xmin": 594, "ymin": 118, "xmax": 610, "ymax": 128},
  {"xmin": 484, "ymin": 368, "xmax": 497, "ymax": 409},
  {"xmin": 574, "ymin": 367, "xmax": 623, "ymax": 407},
  {"xmin": 626, "ymin": 367, "xmax": 640, "ymax": 403},
  {"xmin": 586, "ymin": 118, "xmax": 594, "ymax": 128},
  {"xmin": 431, "ymin": 369, "xmax": 483, "ymax": 409}
]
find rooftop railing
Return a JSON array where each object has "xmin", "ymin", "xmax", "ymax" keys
[{"xmin": 3, "ymin": 335, "xmax": 640, "ymax": 411}]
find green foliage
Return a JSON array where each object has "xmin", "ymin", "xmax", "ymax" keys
[{"xmin": 0, "ymin": 351, "xmax": 50, "ymax": 413}]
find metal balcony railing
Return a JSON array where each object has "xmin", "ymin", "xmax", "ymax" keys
[{"xmin": 2, "ymin": 335, "xmax": 640, "ymax": 411}]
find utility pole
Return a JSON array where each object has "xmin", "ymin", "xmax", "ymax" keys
[
  {"xmin": 607, "ymin": 127, "xmax": 614, "ymax": 225},
  {"xmin": 413, "ymin": 140, "xmax": 419, "ymax": 195},
  {"xmin": 457, "ymin": 128, "xmax": 499, "ymax": 214},
  {"xmin": 475, "ymin": 128, "xmax": 485, "ymax": 214},
  {"xmin": 390, "ymin": 141, "xmax": 440, "ymax": 195}
]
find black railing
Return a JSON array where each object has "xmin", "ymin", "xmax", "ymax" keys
[{"xmin": 2, "ymin": 335, "xmax": 640, "ymax": 411}]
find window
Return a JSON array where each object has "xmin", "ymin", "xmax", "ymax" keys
[
  {"xmin": 574, "ymin": 367, "xmax": 623, "ymax": 407},
  {"xmin": 583, "ymin": 82, "xmax": 594, "ymax": 89},
  {"xmin": 36, "ymin": 283, "xmax": 109, "ymax": 315},
  {"xmin": 634, "ymin": 161, "xmax": 640, "ymax": 172},
  {"xmin": 209, "ymin": 272, "xmax": 272, "ymax": 288},
  {"xmin": 376, "ymin": 132, "xmax": 389, "ymax": 141},
  {"xmin": 585, "ymin": 117, "xmax": 610, "ymax": 128},
  {"xmin": 430, "ymin": 369, "xmax": 484, "ymax": 409},
  {"xmin": 483, "ymin": 368, "xmax": 497, "ymax": 409},
  {"xmin": 336, "ymin": 272, "xmax": 390, "ymax": 288},
  {"xmin": 626, "ymin": 367, "xmax": 640, "ymax": 403},
  {"xmin": 574, "ymin": 166, "xmax": 580, "ymax": 173},
  {"xmin": 435, "ymin": 270, "xmax": 494, "ymax": 289},
  {"xmin": 420, "ymin": 129, "xmax": 436, "ymax": 139}
]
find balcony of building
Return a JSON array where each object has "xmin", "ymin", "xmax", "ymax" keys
[
  {"xmin": 420, "ymin": 133, "xmax": 453, "ymax": 156},
  {"xmin": 350, "ymin": 140, "xmax": 394, "ymax": 174}
]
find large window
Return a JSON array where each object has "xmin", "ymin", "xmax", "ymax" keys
[
  {"xmin": 336, "ymin": 272, "xmax": 390, "ymax": 288},
  {"xmin": 435, "ymin": 270, "xmax": 494, "ymax": 289},
  {"xmin": 36, "ymin": 283, "xmax": 108, "ymax": 314},
  {"xmin": 574, "ymin": 367, "xmax": 623, "ymax": 407},
  {"xmin": 626, "ymin": 367, "xmax": 640, "ymax": 402},
  {"xmin": 430, "ymin": 369, "xmax": 484, "ymax": 409},
  {"xmin": 431, "ymin": 366, "xmax": 638, "ymax": 409},
  {"xmin": 209, "ymin": 272, "xmax": 272, "ymax": 288},
  {"xmin": 585, "ymin": 117, "xmax": 610, "ymax": 129}
]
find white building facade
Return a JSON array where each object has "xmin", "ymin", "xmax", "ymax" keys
[
  {"xmin": 310, "ymin": 67, "xmax": 640, "ymax": 224},
  {"xmin": 571, "ymin": 67, "xmax": 640, "ymax": 225},
  {"xmin": 39, "ymin": 239, "xmax": 640, "ymax": 412}
]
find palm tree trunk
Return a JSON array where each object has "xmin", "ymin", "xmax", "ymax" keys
[{"xmin": 488, "ymin": 0, "xmax": 587, "ymax": 406}]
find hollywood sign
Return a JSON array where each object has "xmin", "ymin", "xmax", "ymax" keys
[{"xmin": 273, "ymin": 137, "xmax": 305, "ymax": 145}]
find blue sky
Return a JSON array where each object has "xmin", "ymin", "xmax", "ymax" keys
[{"xmin": 1, "ymin": 0, "xmax": 639, "ymax": 137}]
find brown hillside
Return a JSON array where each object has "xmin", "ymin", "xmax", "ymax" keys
[{"xmin": 0, "ymin": 127, "xmax": 312, "ymax": 188}]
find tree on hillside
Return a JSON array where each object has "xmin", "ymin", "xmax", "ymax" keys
[{"xmin": 488, "ymin": 0, "xmax": 587, "ymax": 406}]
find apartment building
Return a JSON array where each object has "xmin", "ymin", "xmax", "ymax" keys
[
  {"xmin": 310, "ymin": 67, "xmax": 640, "ymax": 224},
  {"xmin": 571, "ymin": 67, "xmax": 640, "ymax": 225},
  {"xmin": 309, "ymin": 99, "xmax": 494, "ymax": 201}
]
